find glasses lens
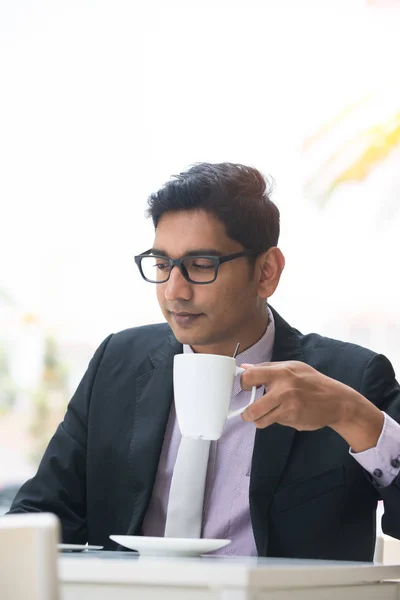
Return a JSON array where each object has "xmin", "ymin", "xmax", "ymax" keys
[
  {"xmin": 140, "ymin": 256, "xmax": 171, "ymax": 282},
  {"xmin": 182, "ymin": 257, "xmax": 217, "ymax": 283}
]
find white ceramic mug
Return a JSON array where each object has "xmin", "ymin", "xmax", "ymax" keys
[{"xmin": 173, "ymin": 353, "xmax": 257, "ymax": 440}]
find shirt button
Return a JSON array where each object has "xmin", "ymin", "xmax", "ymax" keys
[
  {"xmin": 373, "ymin": 468, "xmax": 383, "ymax": 478},
  {"xmin": 391, "ymin": 458, "xmax": 400, "ymax": 469}
]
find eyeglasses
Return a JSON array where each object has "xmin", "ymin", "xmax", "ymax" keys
[{"xmin": 134, "ymin": 249, "xmax": 259, "ymax": 284}]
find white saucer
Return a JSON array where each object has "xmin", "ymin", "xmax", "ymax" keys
[
  {"xmin": 109, "ymin": 535, "xmax": 231, "ymax": 557},
  {"xmin": 58, "ymin": 544, "xmax": 104, "ymax": 552}
]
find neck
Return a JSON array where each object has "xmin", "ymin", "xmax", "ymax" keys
[{"xmin": 191, "ymin": 308, "xmax": 269, "ymax": 356}]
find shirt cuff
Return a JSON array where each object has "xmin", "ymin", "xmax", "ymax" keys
[{"xmin": 349, "ymin": 412, "xmax": 400, "ymax": 487}]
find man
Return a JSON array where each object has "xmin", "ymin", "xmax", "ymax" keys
[{"xmin": 10, "ymin": 163, "xmax": 400, "ymax": 560}]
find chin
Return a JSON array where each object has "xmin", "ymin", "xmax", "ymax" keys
[
  {"xmin": 169, "ymin": 325, "xmax": 208, "ymax": 347},
  {"xmin": 171, "ymin": 329, "xmax": 200, "ymax": 346}
]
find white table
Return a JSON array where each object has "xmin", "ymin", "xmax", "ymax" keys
[{"xmin": 60, "ymin": 551, "xmax": 400, "ymax": 600}]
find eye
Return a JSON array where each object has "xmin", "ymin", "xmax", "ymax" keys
[
  {"xmin": 190, "ymin": 259, "xmax": 215, "ymax": 269},
  {"xmin": 155, "ymin": 259, "xmax": 170, "ymax": 271}
]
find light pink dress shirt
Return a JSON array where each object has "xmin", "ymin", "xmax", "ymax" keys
[{"xmin": 142, "ymin": 308, "xmax": 400, "ymax": 554}]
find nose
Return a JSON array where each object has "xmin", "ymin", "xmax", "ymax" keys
[{"xmin": 163, "ymin": 265, "xmax": 193, "ymax": 301}]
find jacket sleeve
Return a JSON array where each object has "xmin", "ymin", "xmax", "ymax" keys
[
  {"xmin": 360, "ymin": 353, "xmax": 400, "ymax": 539},
  {"xmin": 7, "ymin": 334, "xmax": 113, "ymax": 544}
]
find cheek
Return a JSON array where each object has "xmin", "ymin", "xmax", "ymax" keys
[
  {"xmin": 205, "ymin": 281, "xmax": 248, "ymax": 316},
  {"xmin": 190, "ymin": 286, "xmax": 219, "ymax": 315},
  {"xmin": 219, "ymin": 273, "xmax": 252, "ymax": 299},
  {"xmin": 218, "ymin": 280, "xmax": 256, "ymax": 315},
  {"xmin": 156, "ymin": 285, "xmax": 165, "ymax": 307}
]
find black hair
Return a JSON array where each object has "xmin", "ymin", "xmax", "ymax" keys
[{"xmin": 147, "ymin": 162, "xmax": 280, "ymax": 252}]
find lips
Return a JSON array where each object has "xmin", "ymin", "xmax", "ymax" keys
[{"xmin": 170, "ymin": 311, "xmax": 203, "ymax": 327}]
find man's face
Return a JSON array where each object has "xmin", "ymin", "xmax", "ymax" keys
[{"xmin": 153, "ymin": 209, "xmax": 264, "ymax": 354}]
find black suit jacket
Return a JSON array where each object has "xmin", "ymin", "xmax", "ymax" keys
[{"xmin": 9, "ymin": 307, "xmax": 400, "ymax": 560}]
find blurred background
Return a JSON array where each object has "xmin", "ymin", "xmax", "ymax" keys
[{"xmin": 1, "ymin": 0, "xmax": 400, "ymax": 509}]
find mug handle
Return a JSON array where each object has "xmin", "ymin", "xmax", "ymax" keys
[{"xmin": 227, "ymin": 366, "xmax": 257, "ymax": 419}]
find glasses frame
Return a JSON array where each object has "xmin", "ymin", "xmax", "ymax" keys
[{"xmin": 134, "ymin": 248, "xmax": 260, "ymax": 284}]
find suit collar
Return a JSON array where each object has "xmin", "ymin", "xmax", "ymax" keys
[
  {"xmin": 150, "ymin": 332, "xmax": 182, "ymax": 367},
  {"xmin": 270, "ymin": 305, "xmax": 304, "ymax": 363},
  {"xmin": 137, "ymin": 330, "xmax": 182, "ymax": 374}
]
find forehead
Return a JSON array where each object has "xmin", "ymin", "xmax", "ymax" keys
[{"xmin": 153, "ymin": 210, "xmax": 241, "ymax": 255}]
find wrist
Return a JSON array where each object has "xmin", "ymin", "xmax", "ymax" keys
[{"xmin": 330, "ymin": 390, "xmax": 384, "ymax": 452}]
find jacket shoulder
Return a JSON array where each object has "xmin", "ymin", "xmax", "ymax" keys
[
  {"xmin": 300, "ymin": 331, "xmax": 376, "ymax": 361},
  {"xmin": 272, "ymin": 305, "xmax": 376, "ymax": 370},
  {"xmin": 298, "ymin": 330, "xmax": 378, "ymax": 384}
]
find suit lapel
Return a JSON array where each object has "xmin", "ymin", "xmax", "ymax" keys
[
  {"xmin": 250, "ymin": 306, "xmax": 305, "ymax": 555},
  {"xmin": 126, "ymin": 332, "xmax": 182, "ymax": 535}
]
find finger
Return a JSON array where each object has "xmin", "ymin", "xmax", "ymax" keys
[
  {"xmin": 241, "ymin": 392, "xmax": 280, "ymax": 423},
  {"xmin": 252, "ymin": 404, "xmax": 282, "ymax": 429},
  {"xmin": 241, "ymin": 361, "xmax": 289, "ymax": 369},
  {"xmin": 240, "ymin": 363, "xmax": 284, "ymax": 391}
]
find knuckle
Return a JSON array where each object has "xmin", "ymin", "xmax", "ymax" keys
[
  {"xmin": 282, "ymin": 364, "xmax": 295, "ymax": 378},
  {"xmin": 247, "ymin": 407, "xmax": 256, "ymax": 420}
]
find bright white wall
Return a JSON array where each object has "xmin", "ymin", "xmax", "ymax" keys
[{"xmin": 1, "ymin": 0, "xmax": 399, "ymax": 356}]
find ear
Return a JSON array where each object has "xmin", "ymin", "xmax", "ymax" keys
[{"xmin": 256, "ymin": 247, "xmax": 285, "ymax": 299}]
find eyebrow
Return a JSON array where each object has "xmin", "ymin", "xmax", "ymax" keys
[{"xmin": 151, "ymin": 248, "xmax": 224, "ymax": 257}]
